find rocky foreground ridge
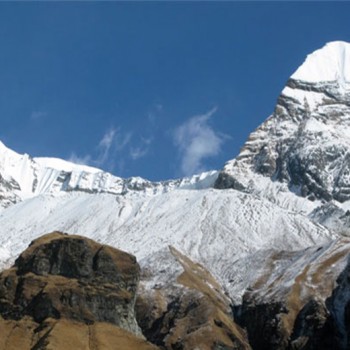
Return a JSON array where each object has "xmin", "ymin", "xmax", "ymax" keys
[
  {"xmin": 3, "ymin": 233, "xmax": 350, "ymax": 349},
  {"xmin": 0, "ymin": 232, "xmax": 251, "ymax": 350}
]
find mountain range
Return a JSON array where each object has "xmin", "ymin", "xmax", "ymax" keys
[{"xmin": 1, "ymin": 41, "xmax": 350, "ymax": 349}]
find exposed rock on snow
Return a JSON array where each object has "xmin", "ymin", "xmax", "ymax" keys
[{"xmin": 136, "ymin": 246, "xmax": 251, "ymax": 350}]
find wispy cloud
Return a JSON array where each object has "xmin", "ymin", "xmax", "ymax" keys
[
  {"xmin": 30, "ymin": 111, "xmax": 47, "ymax": 121},
  {"xmin": 67, "ymin": 125, "xmax": 153, "ymax": 175},
  {"xmin": 147, "ymin": 103, "xmax": 163, "ymax": 126},
  {"xmin": 155, "ymin": 104, "xmax": 163, "ymax": 112},
  {"xmin": 130, "ymin": 147, "xmax": 148, "ymax": 160},
  {"xmin": 129, "ymin": 136, "xmax": 153, "ymax": 160},
  {"xmin": 173, "ymin": 107, "xmax": 227, "ymax": 176},
  {"xmin": 68, "ymin": 153, "xmax": 92, "ymax": 166},
  {"xmin": 94, "ymin": 127, "xmax": 132, "ymax": 169},
  {"xmin": 66, "ymin": 103, "xmax": 163, "ymax": 175},
  {"xmin": 96, "ymin": 127, "xmax": 117, "ymax": 165}
]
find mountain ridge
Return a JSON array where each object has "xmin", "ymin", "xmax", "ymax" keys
[
  {"xmin": 0, "ymin": 139, "xmax": 219, "ymax": 209},
  {"xmin": 1, "ymin": 40, "xmax": 350, "ymax": 349}
]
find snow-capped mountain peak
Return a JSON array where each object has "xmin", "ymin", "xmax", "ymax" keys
[
  {"xmin": 291, "ymin": 41, "xmax": 350, "ymax": 85},
  {"xmin": 216, "ymin": 41, "xmax": 350, "ymax": 226},
  {"xmin": 280, "ymin": 41, "xmax": 350, "ymax": 112}
]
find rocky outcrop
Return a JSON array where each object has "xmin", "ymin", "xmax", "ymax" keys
[
  {"xmin": 136, "ymin": 247, "xmax": 251, "ymax": 350},
  {"xmin": 215, "ymin": 77, "xmax": 350, "ymax": 204},
  {"xmin": 232, "ymin": 239, "xmax": 350, "ymax": 350},
  {"xmin": 0, "ymin": 173, "xmax": 21, "ymax": 208},
  {"xmin": 0, "ymin": 232, "xmax": 158, "ymax": 350}
]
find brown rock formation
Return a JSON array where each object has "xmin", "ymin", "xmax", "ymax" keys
[{"xmin": 0, "ymin": 231, "xmax": 158, "ymax": 350}]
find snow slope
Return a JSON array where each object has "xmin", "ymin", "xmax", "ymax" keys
[{"xmin": 0, "ymin": 188, "xmax": 334, "ymax": 301}]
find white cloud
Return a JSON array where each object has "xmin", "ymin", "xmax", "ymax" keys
[
  {"xmin": 173, "ymin": 107, "xmax": 227, "ymax": 176},
  {"xmin": 67, "ymin": 122, "xmax": 154, "ymax": 175},
  {"xmin": 96, "ymin": 127, "xmax": 116, "ymax": 165},
  {"xmin": 95, "ymin": 127, "xmax": 132, "ymax": 166},
  {"xmin": 99, "ymin": 128, "xmax": 116, "ymax": 149},
  {"xmin": 67, "ymin": 127, "xmax": 132, "ymax": 172}
]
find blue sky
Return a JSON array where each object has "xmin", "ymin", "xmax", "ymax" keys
[{"xmin": 0, "ymin": 2, "xmax": 349, "ymax": 181}]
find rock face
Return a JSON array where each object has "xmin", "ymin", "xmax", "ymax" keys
[
  {"xmin": 0, "ymin": 232, "xmax": 158, "ymax": 350},
  {"xmin": 232, "ymin": 238, "xmax": 350, "ymax": 350}
]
